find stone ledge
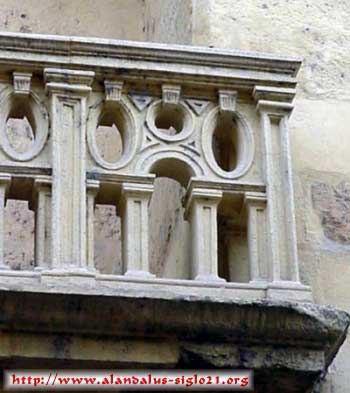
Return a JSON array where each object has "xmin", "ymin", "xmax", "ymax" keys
[
  {"xmin": 0, "ymin": 32, "xmax": 300, "ymax": 89},
  {"xmin": 0, "ymin": 287, "xmax": 346, "ymax": 392}
]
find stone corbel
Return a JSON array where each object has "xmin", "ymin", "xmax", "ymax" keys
[
  {"xmin": 219, "ymin": 89, "xmax": 237, "ymax": 113},
  {"xmin": 162, "ymin": 84, "xmax": 181, "ymax": 107},
  {"xmin": 13, "ymin": 72, "xmax": 32, "ymax": 95},
  {"xmin": 104, "ymin": 80, "xmax": 124, "ymax": 102}
]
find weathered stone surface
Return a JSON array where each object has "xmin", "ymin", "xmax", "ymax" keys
[
  {"xmin": 192, "ymin": 2, "xmax": 350, "ymax": 390},
  {"xmin": 0, "ymin": 2, "xmax": 348, "ymax": 391},
  {"xmin": 4, "ymin": 200, "xmax": 34, "ymax": 270},
  {"xmin": 312, "ymin": 181, "xmax": 350, "ymax": 245},
  {"xmin": 0, "ymin": 285, "xmax": 347, "ymax": 393}
]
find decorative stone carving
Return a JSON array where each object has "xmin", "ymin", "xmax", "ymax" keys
[
  {"xmin": 33, "ymin": 175, "xmax": 51, "ymax": 271},
  {"xmin": 185, "ymin": 185, "xmax": 224, "ymax": 282},
  {"xmin": 0, "ymin": 33, "xmax": 312, "ymax": 302},
  {"xmin": 86, "ymin": 179, "xmax": 99, "ymax": 272},
  {"xmin": 87, "ymin": 96, "xmax": 138, "ymax": 170},
  {"xmin": 185, "ymin": 98, "xmax": 210, "ymax": 116},
  {"xmin": 44, "ymin": 68, "xmax": 94, "ymax": 274},
  {"xmin": 201, "ymin": 106, "xmax": 254, "ymax": 179},
  {"xmin": 219, "ymin": 89, "xmax": 237, "ymax": 113},
  {"xmin": 128, "ymin": 93, "xmax": 154, "ymax": 111},
  {"xmin": 244, "ymin": 192, "xmax": 268, "ymax": 283},
  {"xmin": 104, "ymin": 80, "xmax": 123, "ymax": 102},
  {"xmin": 253, "ymin": 85, "xmax": 309, "ymax": 300},
  {"xmin": 0, "ymin": 88, "xmax": 49, "ymax": 161},
  {"xmin": 0, "ymin": 33, "xmax": 344, "ymax": 393},
  {"xmin": 146, "ymin": 99, "xmax": 195, "ymax": 142},
  {"xmin": 119, "ymin": 182, "xmax": 155, "ymax": 278},
  {"xmin": 162, "ymin": 84, "xmax": 181, "ymax": 106},
  {"xmin": 13, "ymin": 72, "xmax": 32, "ymax": 96}
]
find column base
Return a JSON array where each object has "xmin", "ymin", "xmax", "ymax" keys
[
  {"xmin": 40, "ymin": 267, "xmax": 96, "ymax": 285},
  {"xmin": 194, "ymin": 274, "xmax": 226, "ymax": 283},
  {"xmin": 267, "ymin": 281, "xmax": 313, "ymax": 302},
  {"xmin": 249, "ymin": 279, "xmax": 268, "ymax": 288},
  {"xmin": 124, "ymin": 270, "xmax": 155, "ymax": 279}
]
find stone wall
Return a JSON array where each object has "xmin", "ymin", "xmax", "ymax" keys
[{"xmin": 191, "ymin": 1, "xmax": 350, "ymax": 391}]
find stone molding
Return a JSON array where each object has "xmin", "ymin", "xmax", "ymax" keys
[{"xmin": 0, "ymin": 33, "xmax": 307, "ymax": 300}]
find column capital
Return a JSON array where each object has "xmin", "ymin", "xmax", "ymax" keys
[
  {"xmin": 0, "ymin": 173, "xmax": 11, "ymax": 190},
  {"xmin": 44, "ymin": 68, "xmax": 95, "ymax": 95},
  {"xmin": 253, "ymin": 85, "xmax": 296, "ymax": 116},
  {"xmin": 121, "ymin": 182, "xmax": 154, "ymax": 199},
  {"xmin": 184, "ymin": 187, "xmax": 222, "ymax": 218},
  {"xmin": 31, "ymin": 175, "xmax": 52, "ymax": 211},
  {"xmin": 34, "ymin": 175, "xmax": 52, "ymax": 190},
  {"xmin": 86, "ymin": 179, "xmax": 100, "ymax": 196},
  {"xmin": 244, "ymin": 192, "xmax": 267, "ymax": 208}
]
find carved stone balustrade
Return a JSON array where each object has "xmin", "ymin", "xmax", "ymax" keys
[{"xmin": 0, "ymin": 32, "xmax": 346, "ymax": 393}]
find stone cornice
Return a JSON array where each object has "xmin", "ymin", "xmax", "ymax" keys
[
  {"xmin": 0, "ymin": 32, "xmax": 301, "ymax": 89},
  {"xmin": 0, "ymin": 285, "xmax": 347, "ymax": 371}
]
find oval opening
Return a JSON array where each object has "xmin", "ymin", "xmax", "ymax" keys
[
  {"xmin": 154, "ymin": 106, "xmax": 184, "ymax": 136},
  {"xmin": 212, "ymin": 113, "xmax": 238, "ymax": 172},
  {"xmin": 6, "ymin": 98, "xmax": 35, "ymax": 154},
  {"xmin": 96, "ymin": 111, "xmax": 123, "ymax": 164}
]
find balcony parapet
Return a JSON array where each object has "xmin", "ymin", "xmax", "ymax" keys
[
  {"xmin": 0, "ymin": 31, "xmax": 308, "ymax": 301},
  {"xmin": 0, "ymin": 31, "xmax": 346, "ymax": 393}
]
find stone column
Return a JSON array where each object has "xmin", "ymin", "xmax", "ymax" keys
[
  {"xmin": 33, "ymin": 176, "xmax": 51, "ymax": 270},
  {"xmin": 254, "ymin": 86, "xmax": 312, "ymax": 301},
  {"xmin": 86, "ymin": 180, "xmax": 99, "ymax": 272},
  {"xmin": 119, "ymin": 182, "xmax": 154, "ymax": 278},
  {"xmin": 185, "ymin": 187, "xmax": 224, "ymax": 282},
  {"xmin": 0, "ymin": 174, "xmax": 11, "ymax": 270},
  {"xmin": 244, "ymin": 192, "xmax": 268, "ymax": 283},
  {"xmin": 44, "ymin": 68, "xmax": 94, "ymax": 273}
]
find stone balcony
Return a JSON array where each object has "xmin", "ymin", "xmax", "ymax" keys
[{"xmin": 0, "ymin": 32, "xmax": 347, "ymax": 393}]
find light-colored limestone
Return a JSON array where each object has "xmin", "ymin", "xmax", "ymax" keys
[
  {"xmin": 0, "ymin": 1, "xmax": 348, "ymax": 390},
  {"xmin": 0, "ymin": 32, "xmax": 311, "ymax": 303},
  {"xmin": 192, "ymin": 2, "xmax": 350, "ymax": 390}
]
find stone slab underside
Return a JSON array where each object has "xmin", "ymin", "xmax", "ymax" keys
[{"xmin": 0, "ymin": 288, "xmax": 347, "ymax": 393}]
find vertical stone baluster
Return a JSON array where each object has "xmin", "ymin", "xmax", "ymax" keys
[
  {"xmin": 119, "ymin": 182, "xmax": 154, "ymax": 278},
  {"xmin": 44, "ymin": 68, "xmax": 94, "ymax": 273},
  {"xmin": 244, "ymin": 192, "xmax": 268, "ymax": 283},
  {"xmin": 0, "ymin": 174, "xmax": 11, "ymax": 270},
  {"xmin": 33, "ymin": 176, "xmax": 52, "ymax": 270},
  {"xmin": 86, "ymin": 180, "xmax": 99, "ymax": 272},
  {"xmin": 185, "ymin": 186, "xmax": 224, "ymax": 282}
]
